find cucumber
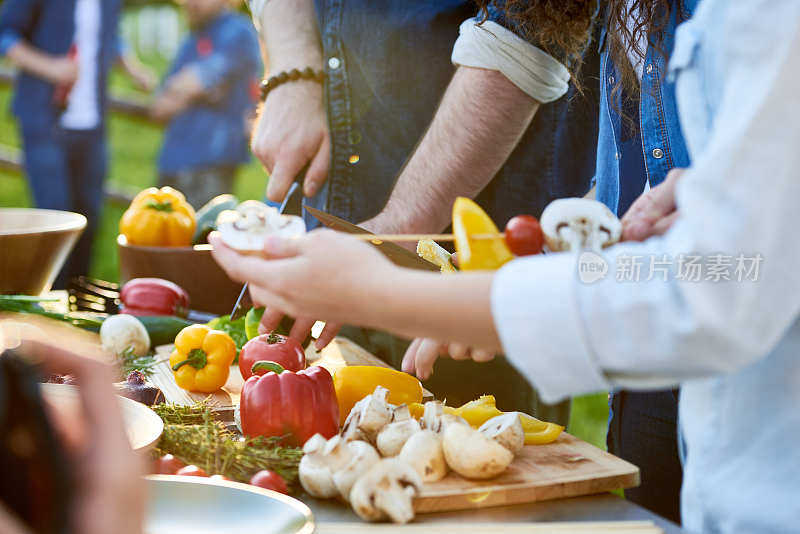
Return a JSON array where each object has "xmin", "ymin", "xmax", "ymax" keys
[
  {"xmin": 134, "ymin": 315, "xmax": 194, "ymax": 347},
  {"xmin": 192, "ymin": 194, "xmax": 239, "ymax": 244}
]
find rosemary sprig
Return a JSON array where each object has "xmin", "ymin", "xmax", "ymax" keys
[
  {"xmin": 118, "ymin": 346, "xmax": 157, "ymax": 378},
  {"xmin": 152, "ymin": 401, "xmax": 303, "ymax": 488}
]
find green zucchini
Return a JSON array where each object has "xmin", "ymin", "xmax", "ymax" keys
[{"xmin": 134, "ymin": 315, "xmax": 194, "ymax": 347}]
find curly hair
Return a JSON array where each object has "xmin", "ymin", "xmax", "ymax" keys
[{"xmin": 474, "ymin": 0, "xmax": 598, "ymax": 71}]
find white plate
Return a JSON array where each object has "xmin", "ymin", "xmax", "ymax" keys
[
  {"xmin": 145, "ymin": 475, "xmax": 314, "ymax": 534},
  {"xmin": 40, "ymin": 383, "xmax": 164, "ymax": 451}
]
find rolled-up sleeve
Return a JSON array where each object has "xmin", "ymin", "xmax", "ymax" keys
[
  {"xmin": 0, "ymin": 0, "xmax": 38, "ymax": 56},
  {"xmin": 491, "ymin": 2, "xmax": 800, "ymax": 404}
]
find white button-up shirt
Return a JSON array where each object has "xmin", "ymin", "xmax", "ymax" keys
[{"xmin": 492, "ymin": 1, "xmax": 800, "ymax": 532}]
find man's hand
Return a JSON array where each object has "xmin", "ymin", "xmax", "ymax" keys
[
  {"xmin": 622, "ymin": 168, "xmax": 685, "ymax": 242},
  {"xmin": 252, "ymin": 81, "xmax": 331, "ymax": 201},
  {"xmin": 49, "ymin": 55, "xmax": 79, "ymax": 85},
  {"xmin": 402, "ymin": 338, "xmax": 495, "ymax": 380}
]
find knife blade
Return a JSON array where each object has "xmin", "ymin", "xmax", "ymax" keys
[
  {"xmin": 230, "ymin": 181, "xmax": 305, "ymax": 320},
  {"xmin": 304, "ymin": 205, "xmax": 440, "ymax": 272}
]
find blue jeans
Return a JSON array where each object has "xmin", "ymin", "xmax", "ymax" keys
[{"xmin": 21, "ymin": 126, "xmax": 107, "ymax": 287}]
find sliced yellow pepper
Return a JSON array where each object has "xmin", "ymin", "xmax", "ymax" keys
[
  {"xmin": 120, "ymin": 186, "xmax": 196, "ymax": 247},
  {"xmin": 409, "ymin": 394, "xmax": 562, "ymax": 445},
  {"xmin": 170, "ymin": 324, "xmax": 236, "ymax": 393},
  {"xmin": 333, "ymin": 366, "xmax": 423, "ymax": 425},
  {"xmin": 452, "ymin": 197, "xmax": 514, "ymax": 271}
]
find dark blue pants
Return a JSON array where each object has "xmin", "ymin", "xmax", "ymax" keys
[
  {"xmin": 20, "ymin": 125, "xmax": 107, "ymax": 288},
  {"xmin": 607, "ymin": 390, "xmax": 683, "ymax": 524}
]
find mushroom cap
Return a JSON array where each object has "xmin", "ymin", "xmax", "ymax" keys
[
  {"xmin": 399, "ymin": 430, "xmax": 448, "ymax": 483},
  {"xmin": 376, "ymin": 418, "xmax": 421, "ymax": 457},
  {"xmin": 342, "ymin": 386, "xmax": 394, "ymax": 444},
  {"xmin": 422, "ymin": 401, "xmax": 468, "ymax": 434},
  {"xmin": 299, "ymin": 435, "xmax": 342, "ymax": 498},
  {"xmin": 478, "ymin": 412, "xmax": 525, "ymax": 455},
  {"xmin": 332, "ymin": 440, "xmax": 380, "ymax": 501},
  {"xmin": 349, "ymin": 458, "xmax": 422, "ymax": 524},
  {"xmin": 540, "ymin": 198, "xmax": 622, "ymax": 252},
  {"xmin": 442, "ymin": 422, "xmax": 514, "ymax": 480}
]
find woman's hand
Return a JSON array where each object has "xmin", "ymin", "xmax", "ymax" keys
[
  {"xmin": 209, "ymin": 230, "xmax": 396, "ymax": 329},
  {"xmin": 622, "ymin": 168, "xmax": 685, "ymax": 241},
  {"xmin": 402, "ymin": 338, "xmax": 496, "ymax": 380}
]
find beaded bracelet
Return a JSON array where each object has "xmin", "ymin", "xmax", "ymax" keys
[{"xmin": 259, "ymin": 67, "xmax": 326, "ymax": 101}]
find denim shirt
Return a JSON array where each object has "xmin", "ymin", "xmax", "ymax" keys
[
  {"xmin": 595, "ymin": 0, "xmax": 696, "ymax": 216},
  {"xmin": 0, "ymin": 0, "xmax": 123, "ymax": 137},
  {"xmin": 309, "ymin": 0, "xmax": 600, "ymax": 228},
  {"xmin": 158, "ymin": 12, "xmax": 261, "ymax": 175}
]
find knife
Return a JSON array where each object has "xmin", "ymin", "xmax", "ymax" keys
[
  {"xmin": 229, "ymin": 180, "xmax": 304, "ymax": 320},
  {"xmin": 305, "ymin": 205, "xmax": 440, "ymax": 272}
]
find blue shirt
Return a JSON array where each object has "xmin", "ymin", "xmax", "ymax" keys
[
  {"xmin": 308, "ymin": 0, "xmax": 600, "ymax": 228},
  {"xmin": 158, "ymin": 12, "xmax": 262, "ymax": 174},
  {"xmin": 594, "ymin": 1, "xmax": 696, "ymax": 216},
  {"xmin": 0, "ymin": 0, "xmax": 123, "ymax": 136}
]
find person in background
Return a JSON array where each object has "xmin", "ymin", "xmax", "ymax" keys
[
  {"xmin": 245, "ymin": 0, "xmax": 600, "ymax": 427},
  {"xmin": 0, "ymin": 0, "xmax": 155, "ymax": 287},
  {"xmin": 152, "ymin": 0, "xmax": 262, "ymax": 210}
]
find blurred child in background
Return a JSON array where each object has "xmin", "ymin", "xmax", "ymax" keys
[
  {"xmin": 0, "ymin": 0, "xmax": 154, "ymax": 287},
  {"xmin": 152, "ymin": 0, "xmax": 262, "ymax": 209}
]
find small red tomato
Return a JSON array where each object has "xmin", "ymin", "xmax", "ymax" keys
[
  {"xmin": 154, "ymin": 454, "xmax": 186, "ymax": 475},
  {"xmin": 239, "ymin": 334, "xmax": 306, "ymax": 380},
  {"xmin": 249, "ymin": 470, "xmax": 288, "ymax": 494},
  {"xmin": 504, "ymin": 215, "xmax": 544, "ymax": 256},
  {"xmin": 176, "ymin": 465, "xmax": 208, "ymax": 477}
]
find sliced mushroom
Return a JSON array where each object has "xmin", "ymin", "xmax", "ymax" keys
[
  {"xmin": 349, "ymin": 458, "xmax": 422, "ymax": 524},
  {"xmin": 332, "ymin": 440, "xmax": 381, "ymax": 501},
  {"xmin": 216, "ymin": 200, "xmax": 306, "ymax": 253},
  {"xmin": 442, "ymin": 422, "xmax": 514, "ymax": 480},
  {"xmin": 376, "ymin": 416, "xmax": 421, "ymax": 457},
  {"xmin": 341, "ymin": 386, "xmax": 394, "ymax": 444},
  {"xmin": 391, "ymin": 403, "xmax": 412, "ymax": 422},
  {"xmin": 478, "ymin": 412, "xmax": 525, "ymax": 455},
  {"xmin": 299, "ymin": 434, "xmax": 346, "ymax": 498},
  {"xmin": 540, "ymin": 198, "xmax": 622, "ymax": 252},
  {"xmin": 421, "ymin": 401, "xmax": 468, "ymax": 434},
  {"xmin": 399, "ymin": 429, "xmax": 448, "ymax": 482}
]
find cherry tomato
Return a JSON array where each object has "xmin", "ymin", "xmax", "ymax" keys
[
  {"xmin": 504, "ymin": 215, "xmax": 544, "ymax": 256},
  {"xmin": 154, "ymin": 454, "xmax": 186, "ymax": 475},
  {"xmin": 249, "ymin": 470, "xmax": 288, "ymax": 494},
  {"xmin": 176, "ymin": 465, "xmax": 208, "ymax": 477},
  {"xmin": 239, "ymin": 334, "xmax": 306, "ymax": 380}
]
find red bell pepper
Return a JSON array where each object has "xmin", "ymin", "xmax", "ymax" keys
[
  {"xmin": 239, "ymin": 333, "xmax": 306, "ymax": 381},
  {"xmin": 240, "ymin": 362, "xmax": 339, "ymax": 446},
  {"xmin": 121, "ymin": 278, "xmax": 190, "ymax": 317}
]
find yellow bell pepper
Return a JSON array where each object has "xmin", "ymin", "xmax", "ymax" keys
[
  {"xmin": 333, "ymin": 366, "xmax": 423, "ymax": 425},
  {"xmin": 120, "ymin": 186, "xmax": 196, "ymax": 247},
  {"xmin": 170, "ymin": 324, "xmax": 236, "ymax": 393},
  {"xmin": 452, "ymin": 197, "xmax": 514, "ymax": 271},
  {"xmin": 409, "ymin": 394, "xmax": 563, "ymax": 445}
]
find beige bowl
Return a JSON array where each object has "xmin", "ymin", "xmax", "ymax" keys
[
  {"xmin": 117, "ymin": 235, "xmax": 241, "ymax": 315},
  {"xmin": 0, "ymin": 208, "xmax": 86, "ymax": 295}
]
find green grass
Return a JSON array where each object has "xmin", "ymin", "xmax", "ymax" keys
[{"xmin": 0, "ymin": 17, "xmax": 609, "ymax": 449}]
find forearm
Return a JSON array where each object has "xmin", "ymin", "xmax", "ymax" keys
[
  {"xmin": 365, "ymin": 66, "xmax": 539, "ymax": 234},
  {"xmin": 360, "ymin": 268, "xmax": 501, "ymax": 351},
  {"xmin": 6, "ymin": 40, "xmax": 60, "ymax": 83},
  {"xmin": 256, "ymin": 0, "xmax": 322, "ymax": 73}
]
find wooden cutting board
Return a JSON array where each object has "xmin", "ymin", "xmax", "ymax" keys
[
  {"xmin": 318, "ymin": 522, "xmax": 662, "ymax": 534},
  {"xmin": 413, "ymin": 432, "xmax": 639, "ymax": 513},
  {"xmin": 149, "ymin": 336, "xmax": 431, "ymax": 419}
]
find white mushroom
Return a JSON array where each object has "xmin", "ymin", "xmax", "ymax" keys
[
  {"xmin": 376, "ymin": 405, "xmax": 421, "ymax": 457},
  {"xmin": 399, "ymin": 430, "xmax": 448, "ymax": 482},
  {"xmin": 298, "ymin": 434, "xmax": 341, "ymax": 498},
  {"xmin": 216, "ymin": 200, "xmax": 306, "ymax": 253},
  {"xmin": 478, "ymin": 412, "xmax": 525, "ymax": 455},
  {"xmin": 331, "ymin": 439, "xmax": 381, "ymax": 501},
  {"xmin": 349, "ymin": 458, "xmax": 422, "ymax": 524},
  {"xmin": 540, "ymin": 198, "xmax": 622, "ymax": 252},
  {"xmin": 341, "ymin": 386, "xmax": 394, "ymax": 444},
  {"xmin": 442, "ymin": 422, "xmax": 514, "ymax": 480},
  {"xmin": 421, "ymin": 401, "xmax": 468, "ymax": 434}
]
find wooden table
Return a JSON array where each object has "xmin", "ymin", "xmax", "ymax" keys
[{"xmin": 309, "ymin": 493, "xmax": 685, "ymax": 534}]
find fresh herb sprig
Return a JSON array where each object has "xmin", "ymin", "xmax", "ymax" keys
[
  {"xmin": 0, "ymin": 295, "xmax": 104, "ymax": 331},
  {"xmin": 118, "ymin": 346, "xmax": 158, "ymax": 378}
]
